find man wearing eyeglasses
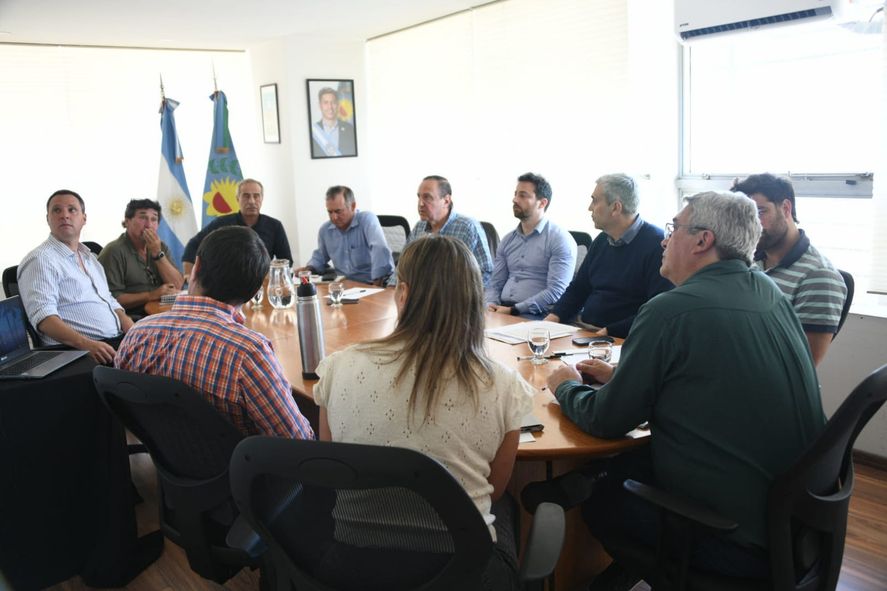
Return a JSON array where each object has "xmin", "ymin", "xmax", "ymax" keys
[
  {"xmin": 732, "ymin": 173, "xmax": 847, "ymax": 365},
  {"xmin": 544, "ymin": 173, "xmax": 672, "ymax": 338},
  {"xmin": 98, "ymin": 199, "xmax": 185, "ymax": 318},
  {"xmin": 537, "ymin": 191, "xmax": 824, "ymax": 583}
]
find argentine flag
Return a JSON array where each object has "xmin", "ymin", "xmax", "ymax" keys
[{"xmin": 156, "ymin": 98, "xmax": 197, "ymax": 271}]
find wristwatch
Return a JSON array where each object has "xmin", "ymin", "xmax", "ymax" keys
[{"xmin": 151, "ymin": 251, "xmax": 166, "ymax": 261}]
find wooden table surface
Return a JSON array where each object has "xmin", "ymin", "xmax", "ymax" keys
[{"xmin": 146, "ymin": 281, "xmax": 647, "ymax": 461}]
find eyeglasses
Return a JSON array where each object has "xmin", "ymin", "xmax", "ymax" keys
[{"xmin": 664, "ymin": 222, "xmax": 708, "ymax": 239}]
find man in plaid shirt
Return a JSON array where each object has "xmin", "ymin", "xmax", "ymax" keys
[{"xmin": 115, "ymin": 226, "xmax": 314, "ymax": 439}]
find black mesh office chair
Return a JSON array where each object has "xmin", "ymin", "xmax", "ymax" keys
[
  {"xmin": 378, "ymin": 215, "xmax": 411, "ymax": 264},
  {"xmin": 229, "ymin": 437, "xmax": 565, "ymax": 591},
  {"xmin": 569, "ymin": 231, "xmax": 593, "ymax": 277},
  {"xmin": 835, "ymin": 269, "xmax": 854, "ymax": 340},
  {"xmin": 92, "ymin": 366, "xmax": 265, "ymax": 584},
  {"xmin": 480, "ymin": 221, "xmax": 500, "ymax": 258},
  {"xmin": 83, "ymin": 241, "xmax": 103, "ymax": 255},
  {"xmin": 3, "ymin": 266, "xmax": 45, "ymax": 347},
  {"xmin": 603, "ymin": 363, "xmax": 887, "ymax": 591}
]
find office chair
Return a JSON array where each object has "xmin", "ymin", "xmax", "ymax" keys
[
  {"xmin": 3, "ymin": 266, "xmax": 46, "ymax": 347},
  {"xmin": 480, "ymin": 221, "xmax": 500, "ymax": 258},
  {"xmin": 602, "ymin": 363, "xmax": 887, "ymax": 591},
  {"xmin": 569, "ymin": 231, "xmax": 593, "ymax": 277},
  {"xmin": 92, "ymin": 366, "xmax": 265, "ymax": 584},
  {"xmin": 834, "ymin": 270, "xmax": 854, "ymax": 340},
  {"xmin": 378, "ymin": 215, "xmax": 411, "ymax": 264},
  {"xmin": 229, "ymin": 437, "xmax": 566, "ymax": 591},
  {"xmin": 83, "ymin": 241, "xmax": 103, "ymax": 255}
]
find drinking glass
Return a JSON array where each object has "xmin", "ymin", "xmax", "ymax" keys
[
  {"xmin": 527, "ymin": 327, "xmax": 550, "ymax": 365},
  {"xmin": 329, "ymin": 280, "xmax": 345, "ymax": 307},
  {"xmin": 251, "ymin": 286, "xmax": 264, "ymax": 308},
  {"xmin": 588, "ymin": 341, "xmax": 613, "ymax": 362}
]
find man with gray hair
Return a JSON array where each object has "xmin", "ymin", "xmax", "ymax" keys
[
  {"xmin": 545, "ymin": 173, "xmax": 672, "ymax": 338},
  {"xmin": 537, "ymin": 191, "xmax": 824, "ymax": 582},
  {"xmin": 297, "ymin": 185, "xmax": 394, "ymax": 285}
]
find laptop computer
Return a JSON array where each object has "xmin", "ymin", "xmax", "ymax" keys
[{"xmin": 0, "ymin": 296, "xmax": 87, "ymax": 380}]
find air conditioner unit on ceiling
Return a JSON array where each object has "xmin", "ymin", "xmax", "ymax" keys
[{"xmin": 675, "ymin": 0, "xmax": 834, "ymax": 42}]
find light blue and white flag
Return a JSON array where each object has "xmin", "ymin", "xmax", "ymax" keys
[{"xmin": 156, "ymin": 97, "xmax": 197, "ymax": 270}]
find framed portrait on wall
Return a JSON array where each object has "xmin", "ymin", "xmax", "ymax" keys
[
  {"xmin": 260, "ymin": 83, "xmax": 280, "ymax": 144},
  {"xmin": 306, "ymin": 79, "xmax": 358, "ymax": 158}
]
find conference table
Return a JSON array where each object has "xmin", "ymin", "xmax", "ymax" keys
[{"xmin": 148, "ymin": 281, "xmax": 648, "ymax": 589}]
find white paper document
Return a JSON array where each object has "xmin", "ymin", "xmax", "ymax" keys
[
  {"xmin": 556, "ymin": 345, "xmax": 622, "ymax": 366},
  {"xmin": 519, "ymin": 432, "xmax": 537, "ymax": 444},
  {"xmin": 485, "ymin": 320, "xmax": 580, "ymax": 345},
  {"xmin": 326, "ymin": 287, "xmax": 384, "ymax": 300}
]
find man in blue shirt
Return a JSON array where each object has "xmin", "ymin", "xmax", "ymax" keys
[
  {"xmin": 485, "ymin": 172, "xmax": 576, "ymax": 317},
  {"xmin": 545, "ymin": 173, "xmax": 673, "ymax": 338},
  {"xmin": 298, "ymin": 186, "xmax": 394, "ymax": 285},
  {"xmin": 406, "ymin": 175, "xmax": 493, "ymax": 286}
]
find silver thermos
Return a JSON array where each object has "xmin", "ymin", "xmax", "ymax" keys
[{"xmin": 296, "ymin": 278, "xmax": 325, "ymax": 379}]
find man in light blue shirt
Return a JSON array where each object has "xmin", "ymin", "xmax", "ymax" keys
[
  {"xmin": 486, "ymin": 173, "xmax": 576, "ymax": 317},
  {"xmin": 406, "ymin": 175, "xmax": 493, "ymax": 285},
  {"xmin": 298, "ymin": 186, "xmax": 394, "ymax": 285}
]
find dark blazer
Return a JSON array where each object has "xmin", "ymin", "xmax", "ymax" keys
[{"xmin": 311, "ymin": 119, "xmax": 356, "ymax": 157}]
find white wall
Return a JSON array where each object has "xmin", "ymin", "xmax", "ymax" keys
[{"xmin": 247, "ymin": 35, "xmax": 370, "ymax": 267}]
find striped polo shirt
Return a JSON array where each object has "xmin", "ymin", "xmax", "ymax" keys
[{"xmin": 754, "ymin": 230, "xmax": 847, "ymax": 334}]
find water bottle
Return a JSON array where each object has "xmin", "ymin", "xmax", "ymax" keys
[{"xmin": 296, "ymin": 275, "xmax": 325, "ymax": 379}]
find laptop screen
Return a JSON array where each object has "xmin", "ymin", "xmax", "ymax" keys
[{"xmin": 0, "ymin": 296, "xmax": 31, "ymax": 363}]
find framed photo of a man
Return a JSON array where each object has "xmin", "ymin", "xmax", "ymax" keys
[{"xmin": 306, "ymin": 79, "xmax": 358, "ymax": 159}]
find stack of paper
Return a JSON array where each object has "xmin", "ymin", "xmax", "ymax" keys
[{"xmin": 485, "ymin": 320, "xmax": 579, "ymax": 345}]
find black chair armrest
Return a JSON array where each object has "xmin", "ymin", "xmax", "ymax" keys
[
  {"xmin": 623, "ymin": 479, "xmax": 738, "ymax": 533},
  {"xmin": 519, "ymin": 501, "xmax": 566, "ymax": 583},
  {"xmin": 225, "ymin": 515, "xmax": 267, "ymax": 560}
]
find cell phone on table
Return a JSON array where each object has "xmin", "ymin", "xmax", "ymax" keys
[{"xmin": 572, "ymin": 335, "xmax": 614, "ymax": 346}]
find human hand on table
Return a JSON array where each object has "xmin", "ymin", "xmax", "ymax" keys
[
  {"xmin": 575, "ymin": 358, "xmax": 614, "ymax": 384},
  {"xmin": 546, "ymin": 364, "xmax": 582, "ymax": 393}
]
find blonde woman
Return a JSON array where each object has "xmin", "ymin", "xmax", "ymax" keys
[{"xmin": 315, "ymin": 234, "xmax": 533, "ymax": 590}]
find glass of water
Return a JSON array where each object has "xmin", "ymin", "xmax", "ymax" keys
[
  {"xmin": 527, "ymin": 327, "xmax": 550, "ymax": 365},
  {"xmin": 251, "ymin": 286, "xmax": 264, "ymax": 308},
  {"xmin": 588, "ymin": 341, "xmax": 613, "ymax": 362},
  {"xmin": 329, "ymin": 280, "xmax": 345, "ymax": 307}
]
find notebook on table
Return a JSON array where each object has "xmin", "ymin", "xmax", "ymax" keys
[{"xmin": 0, "ymin": 296, "xmax": 87, "ymax": 380}]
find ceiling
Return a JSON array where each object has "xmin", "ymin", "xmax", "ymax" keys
[{"xmin": 0, "ymin": 0, "xmax": 486, "ymax": 50}]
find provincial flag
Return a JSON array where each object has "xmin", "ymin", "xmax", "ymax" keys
[
  {"xmin": 201, "ymin": 90, "xmax": 243, "ymax": 227},
  {"xmin": 156, "ymin": 97, "xmax": 197, "ymax": 271}
]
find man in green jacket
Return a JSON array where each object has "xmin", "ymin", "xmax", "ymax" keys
[{"xmin": 544, "ymin": 191, "xmax": 824, "ymax": 580}]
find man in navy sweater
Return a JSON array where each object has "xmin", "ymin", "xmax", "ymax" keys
[{"xmin": 545, "ymin": 173, "xmax": 672, "ymax": 338}]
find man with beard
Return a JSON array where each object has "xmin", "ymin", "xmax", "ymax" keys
[
  {"xmin": 733, "ymin": 173, "xmax": 846, "ymax": 365},
  {"xmin": 545, "ymin": 173, "xmax": 673, "ymax": 338},
  {"xmin": 485, "ymin": 172, "xmax": 576, "ymax": 317}
]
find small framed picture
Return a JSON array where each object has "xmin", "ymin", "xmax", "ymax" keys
[
  {"xmin": 260, "ymin": 83, "xmax": 280, "ymax": 144},
  {"xmin": 306, "ymin": 79, "xmax": 357, "ymax": 158}
]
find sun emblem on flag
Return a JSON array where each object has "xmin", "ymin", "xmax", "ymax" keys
[
  {"xmin": 203, "ymin": 178, "xmax": 240, "ymax": 217},
  {"xmin": 168, "ymin": 197, "xmax": 186, "ymax": 217}
]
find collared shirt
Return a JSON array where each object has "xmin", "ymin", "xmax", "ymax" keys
[
  {"xmin": 182, "ymin": 213, "xmax": 292, "ymax": 264},
  {"xmin": 18, "ymin": 235, "xmax": 123, "ymax": 344},
  {"xmin": 555, "ymin": 260, "xmax": 825, "ymax": 548},
  {"xmin": 98, "ymin": 232, "xmax": 170, "ymax": 309},
  {"xmin": 753, "ymin": 230, "xmax": 846, "ymax": 334},
  {"xmin": 606, "ymin": 213, "xmax": 643, "ymax": 247},
  {"xmin": 407, "ymin": 211, "xmax": 493, "ymax": 285},
  {"xmin": 115, "ymin": 295, "xmax": 314, "ymax": 440},
  {"xmin": 484, "ymin": 218, "xmax": 577, "ymax": 316},
  {"xmin": 306, "ymin": 210, "xmax": 394, "ymax": 283}
]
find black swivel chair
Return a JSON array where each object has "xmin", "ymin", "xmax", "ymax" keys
[
  {"xmin": 83, "ymin": 240, "xmax": 103, "ymax": 255},
  {"xmin": 3, "ymin": 265, "xmax": 46, "ymax": 347},
  {"xmin": 569, "ymin": 231, "xmax": 593, "ymax": 277},
  {"xmin": 229, "ymin": 437, "xmax": 566, "ymax": 591},
  {"xmin": 834, "ymin": 269, "xmax": 855, "ymax": 340},
  {"xmin": 377, "ymin": 215, "xmax": 411, "ymax": 265},
  {"xmin": 603, "ymin": 363, "xmax": 887, "ymax": 591},
  {"xmin": 480, "ymin": 221, "xmax": 500, "ymax": 258},
  {"xmin": 92, "ymin": 366, "xmax": 265, "ymax": 584}
]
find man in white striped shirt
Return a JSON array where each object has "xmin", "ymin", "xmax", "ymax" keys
[
  {"xmin": 18, "ymin": 190, "xmax": 133, "ymax": 364},
  {"xmin": 733, "ymin": 174, "xmax": 847, "ymax": 365}
]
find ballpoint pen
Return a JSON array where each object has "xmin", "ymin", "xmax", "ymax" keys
[{"xmin": 516, "ymin": 351, "xmax": 571, "ymax": 361}]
